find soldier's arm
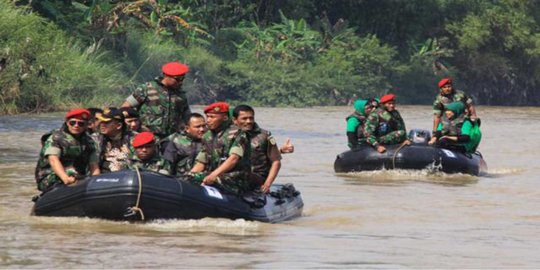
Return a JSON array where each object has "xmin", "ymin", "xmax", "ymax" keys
[
  {"xmin": 89, "ymin": 162, "xmax": 100, "ymax": 176},
  {"xmin": 190, "ymin": 151, "xmax": 207, "ymax": 173},
  {"xmin": 202, "ymin": 154, "xmax": 241, "ymax": 185},
  {"xmin": 48, "ymin": 155, "xmax": 75, "ymax": 184},
  {"xmin": 122, "ymin": 86, "xmax": 146, "ymax": 108},
  {"xmin": 262, "ymin": 160, "xmax": 281, "ymax": 193},
  {"xmin": 363, "ymin": 113, "xmax": 379, "ymax": 148}
]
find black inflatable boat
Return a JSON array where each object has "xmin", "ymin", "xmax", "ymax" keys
[
  {"xmin": 32, "ymin": 170, "xmax": 303, "ymax": 223},
  {"xmin": 334, "ymin": 129, "xmax": 487, "ymax": 176}
]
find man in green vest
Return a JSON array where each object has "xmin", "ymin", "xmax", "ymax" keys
[
  {"xmin": 128, "ymin": 132, "xmax": 172, "ymax": 175},
  {"xmin": 121, "ymin": 62, "xmax": 191, "ymax": 138},
  {"xmin": 190, "ymin": 102, "xmax": 251, "ymax": 195},
  {"xmin": 35, "ymin": 109, "xmax": 100, "ymax": 192}
]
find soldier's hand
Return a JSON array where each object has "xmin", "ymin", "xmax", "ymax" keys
[
  {"xmin": 62, "ymin": 176, "xmax": 76, "ymax": 185},
  {"xmin": 376, "ymin": 145, "xmax": 386, "ymax": 153},
  {"xmin": 202, "ymin": 174, "xmax": 217, "ymax": 185},
  {"xmin": 280, "ymin": 138, "xmax": 294, "ymax": 154},
  {"xmin": 261, "ymin": 183, "xmax": 271, "ymax": 194},
  {"xmin": 403, "ymin": 139, "xmax": 412, "ymax": 146},
  {"xmin": 428, "ymin": 137, "xmax": 437, "ymax": 145}
]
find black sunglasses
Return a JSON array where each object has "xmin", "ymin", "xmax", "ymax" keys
[{"xmin": 68, "ymin": 120, "xmax": 87, "ymax": 127}]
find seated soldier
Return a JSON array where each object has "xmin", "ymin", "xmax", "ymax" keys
[
  {"xmin": 364, "ymin": 94, "xmax": 410, "ymax": 153},
  {"xmin": 346, "ymin": 99, "xmax": 376, "ymax": 149},
  {"xmin": 35, "ymin": 109, "xmax": 100, "ymax": 192},
  {"xmin": 233, "ymin": 105, "xmax": 283, "ymax": 193},
  {"xmin": 428, "ymin": 102, "xmax": 481, "ymax": 153},
  {"xmin": 94, "ymin": 107, "xmax": 136, "ymax": 172},
  {"xmin": 128, "ymin": 132, "xmax": 172, "ymax": 175},
  {"xmin": 163, "ymin": 113, "xmax": 206, "ymax": 176},
  {"xmin": 190, "ymin": 102, "xmax": 251, "ymax": 195},
  {"xmin": 120, "ymin": 107, "xmax": 142, "ymax": 133}
]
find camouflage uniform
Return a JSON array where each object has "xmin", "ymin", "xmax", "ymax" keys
[
  {"xmin": 194, "ymin": 121, "xmax": 251, "ymax": 195},
  {"xmin": 35, "ymin": 126, "xmax": 98, "ymax": 192},
  {"xmin": 247, "ymin": 123, "xmax": 282, "ymax": 182},
  {"xmin": 93, "ymin": 131, "xmax": 136, "ymax": 173},
  {"xmin": 433, "ymin": 89, "xmax": 473, "ymax": 117},
  {"xmin": 364, "ymin": 108, "xmax": 407, "ymax": 147},
  {"xmin": 127, "ymin": 153, "xmax": 172, "ymax": 175},
  {"xmin": 162, "ymin": 132, "xmax": 202, "ymax": 176},
  {"xmin": 125, "ymin": 78, "xmax": 191, "ymax": 138}
]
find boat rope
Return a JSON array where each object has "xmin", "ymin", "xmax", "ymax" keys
[
  {"xmin": 128, "ymin": 166, "xmax": 145, "ymax": 221},
  {"xmin": 392, "ymin": 141, "xmax": 409, "ymax": 169}
]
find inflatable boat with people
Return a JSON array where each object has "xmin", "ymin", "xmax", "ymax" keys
[
  {"xmin": 32, "ymin": 170, "xmax": 303, "ymax": 223},
  {"xmin": 334, "ymin": 129, "xmax": 487, "ymax": 176}
]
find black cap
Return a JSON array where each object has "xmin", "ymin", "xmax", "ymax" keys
[{"xmin": 97, "ymin": 107, "xmax": 124, "ymax": 122}]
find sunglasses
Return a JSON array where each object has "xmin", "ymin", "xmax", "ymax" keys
[{"xmin": 68, "ymin": 120, "xmax": 87, "ymax": 127}]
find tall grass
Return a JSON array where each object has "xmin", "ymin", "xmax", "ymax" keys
[{"xmin": 0, "ymin": 0, "xmax": 127, "ymax": 114}]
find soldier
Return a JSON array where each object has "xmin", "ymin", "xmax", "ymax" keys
[
  {"xmin": 346, "ymin": 99, "xmax": 376, "ymax": 149},
  {"xmin": 35, "ymin": 109, "xmax": 100, "ymax": 192},
  {"xmin": 120, "ymin": 107, "xmax": 142, "ymax": 133},
  {"xmin": 128, "ymin": 132, "xmax": 172, "ymax": 175},
  {"xmin": 94, "ymin": 107, "xmax": 136, "ymax": 173},
  {"xmin": 190, "ymin": 102, "xmax": 251, "ymax": 195},
  {"xmin": 121, "ymin": 61, "xmax": 191, "ymax": 138},
  {"xmin": 428, "ymin": 102, "xmax": 481, "ymax": 153},
  {"xmin": 433, "ymin": 78, "xmax": 477, "ymax": 134},
  {"xmin": 364, "ymin": 94, "xmax": 410, "ymax": 153},
  {"xmin": 232, "ymin": 105, "xmax": 284, "ymax": 193},
  {"xmin": 163, "ymin": 113, "xmax": 206, "ymax": 176}
]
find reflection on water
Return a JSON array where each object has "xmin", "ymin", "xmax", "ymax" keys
[{"xmin": 2, "ymin": 106, "xmax": 540, "ymax": 268}]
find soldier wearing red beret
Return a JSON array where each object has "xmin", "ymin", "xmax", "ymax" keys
[
  {"xmin": 364, "ymin": 94, "xmax": 410, "ymax": 153},
  {"xmin": 128, "ymin": 132, "xmax": 172, "ymax": 175},
  {"xmin": 190, "ymin": 102, "xmax": 252, "ymax": 195},
  {"xmin": 35, "ymin": 108, "xmax": 101, "ymax": 192},
  {"xmin": 121, "ymin": 61, "xmax": 191, "ymax": 139},
  {"xmin": 432, "ymin": 77, "xmax": 477, "ymax": 134}
]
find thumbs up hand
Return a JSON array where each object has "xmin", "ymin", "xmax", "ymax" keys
[{"xmin": 280, "ymin": 138, "xmax": 294, "ymax": 154}]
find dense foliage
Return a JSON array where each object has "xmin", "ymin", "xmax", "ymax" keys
[{"xmin": 1, "ymin": 0, "xmax": 540, "ymax": 114}]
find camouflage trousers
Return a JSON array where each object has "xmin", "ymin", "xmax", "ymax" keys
[
  {"xmin": 186, "ymin": 171, "xmax": 251, "ymax": 195},
  {"xmin": 378, "ymin": 130, "xmax": 407, "ymax": 145}
]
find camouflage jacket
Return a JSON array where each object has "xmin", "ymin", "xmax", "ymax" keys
[
  {"xmin": 163, "ymin": 132, "xmax": 202, "ymax": 176},
  {"xmin": 127, "ymin": 78, "xmax": 191, "ymax": 137},
  {"xmin": 364, "ymin": 108, "xmax": 407, "ymax": 147},
  {"xmin": 128, "ymin": 153, "xmax": 172, "ymax": 175},
  {"xmin": 195, "ymin": 121, "xmax": 251, "ymax": 174},
  {"xmin": 247, "ymin": 123, "xmax": 282, "ymax": 178},
  {"xmin": 433, "ymin": 89, "xmax": 473, "ymax": 117},
  {"xmin": 93, "ymin": 131, "xmax": 135, "ymax": 173},
  {"xmin": 35, "ymin": 126, "xmax": 98, "ymax": 190}
]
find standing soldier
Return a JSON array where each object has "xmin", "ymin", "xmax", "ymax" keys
[
  {"xmin": 232, "ymin": 105, "xmax": 285, "ymax": 193},
  {"xmin": 35, "ymin": 109, "xmax": 100, "ymax": 192},
  {"xmin": 190, "ymin": 102, "xmax": 251, "ymax": 195},
  {"xmin": 128, "ymin": 132, "xmax": 172, "ymax": 175},
  {"xmin": 121, "ymin": 61, "xmax": 191, "ymax": 139},
  {"xmin": 364, "ymin": 94, "xmax": 410, "ymax": 153},
  {"xmin": 163, "ymin": 113, "xmax": 206, "ymax": 176},
  {"xmin": 433, "ymin": 78, "xmax": 477, "ymax": 134}
]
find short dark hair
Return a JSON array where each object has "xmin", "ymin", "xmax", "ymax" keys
[
  {"xmin": 232, "ymin": 104, "xmax": 254, "ymax": 118},
  {"xmin": 87, "ymin": 107, "xmax": 103, "ymax": 119},
  {"xmin": 187, "ymin": 112, "xmax": 205, "ymax": 126}
]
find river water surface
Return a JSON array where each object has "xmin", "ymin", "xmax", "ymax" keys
[{"xmin": 1, "ymin": 106, "xmax": 539, "ymax": 268}]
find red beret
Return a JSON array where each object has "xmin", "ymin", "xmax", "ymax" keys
[
  {"xmin": 132, "ymin": 131, "xmax": 155, "ymax": 148},
  {"xmin": 162, "ymin": 62, "xmax": 189, "ymax": 77},
  {"xmin": 65, "ymin": 108, "xmax": 90, "ymax": 121},
  {"xmin": 204, "ymin": 102, "xmax": 229, "ymax": 114},
  {"xmin": 380, "ymin": 94, "xmax": 396, "ymax": 104},
  {"xmin": 438, "ymin": 78, "xmax": 452, "ymax": 88}
]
